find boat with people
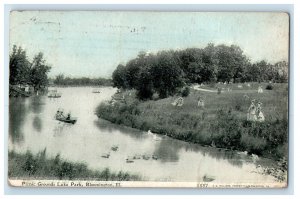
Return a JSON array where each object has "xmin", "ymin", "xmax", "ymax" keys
[
  {"xmin": 48, "ymin": 90, "xmax": 62, "ymax": 98},
  {"xmin": 92, "ymin": 88, "xmax": 101, "ymax": 93},
  {"xmin": 55, "ymin": 110, "xmax": 77, "ymax": 124}
]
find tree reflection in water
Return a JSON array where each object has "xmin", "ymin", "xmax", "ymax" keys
[
  {"xmin": 9, "ymin": 98, "xmax": 28, "ymax": 143},
  {"xmin": 29, "ymin": 96, "xmax": 45, "ymax": 114},
  {"xmin": 32, "ymin": 116, "xmax": 42, "ymax": 132}
]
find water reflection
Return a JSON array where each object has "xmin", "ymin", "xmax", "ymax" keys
[
  {"xmin": 29, "ymin": 96, "xmax": 45, "ymax": 114},
  {"xmin": 32, "ymin": 116, "xmax": 42, "ymax": 132},
  {"xmin": 94, "ymin": 119, "xmax": 146, "ymax": 140},
  {"xmin": 9, "ymin": 98, "xmax": 27, "ymax": 143},
  {"xmin": 153, "ymin": 139, "xmax": 180, "ymax": 163},
  {"xmin": 8, "ymin": 87, "xmax": 278, "ymax": 183}
]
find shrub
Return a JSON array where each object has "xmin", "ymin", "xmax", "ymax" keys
[
  {"xmin": 181, "ymin": 86, "xmax": 190, "ymax": 97},
  {"xmin": 266, "ymin": 84, "xmax": 273, "ymax": 90},
  {"xmin": 240, "ymin": 133, "xmax": 267, "ymax": 154},
  {"xmin": 232, "ymin": 96, "xmax": 244, "ymax": 111}
]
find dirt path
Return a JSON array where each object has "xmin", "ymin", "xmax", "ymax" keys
[{"xmin": 192, "ymin": 85, "xmax": 217, "ymax": 93}]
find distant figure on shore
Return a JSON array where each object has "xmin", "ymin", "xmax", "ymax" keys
[
  {"xmin": 197, "ymin": 97, "xmax": 205, "ymax": 108},
  {"xmin": 247, "ymin": 83, "xmax": 251, "ymax": 87},
  {"xmin": 171, "ymin": 97, "xmax": 184, "ymax": 107},
  {"xmin": 256, "ymin": 102, "xmax": 265, "ymax": 122},
  {"xmin": 258, "ymin": 86, "xmax": 263, "ymax": 93},
  {"xmin": 247, "ymin": 100, "xmax": 257, "ymax": 121},
  {"xmin": 238, "ymin": 84, "xmax": 243, "ymax": 88}
]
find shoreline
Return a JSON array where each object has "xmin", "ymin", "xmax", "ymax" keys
[{"xmin": 95, "ymin": 84, "xmax": 288, "ymax": 162}]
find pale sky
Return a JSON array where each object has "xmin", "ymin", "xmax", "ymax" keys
[{"xmin": 10, "ymin": 11, "xmax": 289, "ymax": 78}]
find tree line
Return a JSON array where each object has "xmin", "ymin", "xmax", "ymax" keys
[
  {"xmin": 112, "ymin": 43, "xmax": 288, "ymax": 99},
  {"xmin": 9, "ymin": 45, "xmax": 51, "ymax": 91},
  {"xmin": 53, "ymin": 74, "xmax": 112, "ymax": 86}
]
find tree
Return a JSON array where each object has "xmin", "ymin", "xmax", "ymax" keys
[
  {"xmin": 150, "ymin": 51, "xmax": 184, "ymax": 98},
  {"xmin": 136, "ymin": 67, "xmax": 154, "ymax": 100},
  {"xmin": 112, "ymin": 64, "xmax": 128, "ymax": 88},
  {"xmin": 9, "ymin": 45, "xmax": 30, "ymax": 85},
  {"xmin": 54, "ymin": 74, "xmax": 65, "ymax": 85},
  {"xmin": 215, "ymin": 45, "xmax": 248, "ymax": 82},
  {"xmin": 125, "ymin": 59, "xmax": 141, "ymax": 88},
  {"xmin": 29, "ymin": 52, "xmax": 51, "ymax": 91}
]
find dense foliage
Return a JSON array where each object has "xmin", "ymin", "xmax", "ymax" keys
[
  {"xmin": 112, "ymin": 44, "xmax": 288, "ymax": 99},
  {"xmin": 53, "ymin": 74, "xmax": 112, "ymax": 86},
  {"xmin": 9, "ymin": 45, "xmax": 51, "ymax": 91}
]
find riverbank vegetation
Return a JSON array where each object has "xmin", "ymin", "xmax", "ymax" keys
[
  {"xmin": 98, "ymin": 43, "xmax": 288, "ymax": 161},
  {"xmin": 8, "ymin": 149, "xmax": 140, "ymax": 181},
  {"xmin": 52, "ymin": 74, "xmax": 112, "ymax": 86},
  {"xmin": 96, "ymin": 83, "xmax": 288, "ymax": 161}
]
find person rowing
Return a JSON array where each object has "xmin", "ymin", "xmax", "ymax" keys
[{"xmin": 66, "ymin": 113, "xmax": 71, "ymax": 120}]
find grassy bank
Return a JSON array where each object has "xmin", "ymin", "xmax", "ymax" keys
[
  {"xmin": 96, "ymin": 83, "xmax": 288, "ymax": 160},
  {"xmin": 8, "ymin": 149, "xmax": 140, "ymax": 181}
]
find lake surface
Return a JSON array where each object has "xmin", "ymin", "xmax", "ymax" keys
[{"xmin": 9, "ymin": 87, "xmax": 279, "ymax": 183}]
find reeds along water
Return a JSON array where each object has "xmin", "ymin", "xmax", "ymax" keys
[{"xmin": 8, "ymin": 149, "xmax": 140, "ymax": 181}]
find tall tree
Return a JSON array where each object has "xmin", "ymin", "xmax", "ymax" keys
[
  {"xmin": 150, "ymin": 51, "xmax": 184, "ymax": 98},
  {"xmin": 9, "ymin": 45, "xmax": 30, "ymax": 85},
  {"xmin": 29, "ymin": 52, "xmax": 51, "ymax": 91},
  {"xmin": 112, "ymin": 64, "xmax": 128, "ymax": 89}
]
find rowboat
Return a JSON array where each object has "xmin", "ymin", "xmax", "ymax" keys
[
  {"xmin": 55, "ymin": 116, "xmax": 77, "ymax": 124},
  {"xmin": 48, "ymin": 90, "xmax": 62, "ymax": 98},
  {"xmin": 92, "ymin": 89, "xmax": 101, "ymax": 93},
  {"xmin": 48, "ymin": 94, "xmax": 61, "ymax": 98}
]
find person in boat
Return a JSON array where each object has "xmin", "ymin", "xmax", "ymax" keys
[
  {"xmin": 66, "ymin": 113, "xmax": 71, "ymax": 120},
  {"xmin": 56, "ymin": 110, "xmax": 60, "ymax": 118},
  {"xmin": 56, "ymin": 110, "xmax": 65, "ymax": 119}
]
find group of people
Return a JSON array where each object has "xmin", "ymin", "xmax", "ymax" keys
[
  {"xmin": 171, "ymin": 97, "xmax": 184, "ymax": 107},
  {"xmin": 56, "ymin": 110, "xmax": 71, "ymax": 120},
  {"xmin": 247, "ymin": 100, "xmax": 265, "ymax": 122}
]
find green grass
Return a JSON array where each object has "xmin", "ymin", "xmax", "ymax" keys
[
  {"xmin": 96, "ymin": 83, "xmax": 288, "ymax": 160},
  {"xmin": 8, "ymin": 149, "xmax": 140, "ymax": 181}
]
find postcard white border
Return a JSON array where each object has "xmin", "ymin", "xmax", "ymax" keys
[{"xmin": 1, "ymin": 1, "xmax": 298, "ymax": 199}]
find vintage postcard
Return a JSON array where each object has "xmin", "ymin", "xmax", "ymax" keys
[{"xmin": 8, "ymin": 11, "xmax": 289, "ymax": 188}]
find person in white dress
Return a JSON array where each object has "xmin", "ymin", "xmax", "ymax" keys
[
  {"xmin": 247, "ymin": 100, "xmax": 257, "ymax": 121},
  {"xmin": 256, "ymin": 102, "xmax": 265, "ymax": 122},
  {"xmin": 197, "ymin": 97, "xmax": 205, "ymax": 108}
]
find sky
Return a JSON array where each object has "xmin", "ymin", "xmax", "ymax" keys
[{"xmin": 9, "ymin": 11, "xmax": 289, "ymax": 78}]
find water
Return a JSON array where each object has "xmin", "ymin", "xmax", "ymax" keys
[{"xmin": 9, "ymin": 87, "xmax": 278, "ymax": 183}]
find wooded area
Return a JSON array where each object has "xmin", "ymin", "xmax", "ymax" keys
[{"xmin": 112, "ymin": 43, "xmax": 288, "ymax": 99}]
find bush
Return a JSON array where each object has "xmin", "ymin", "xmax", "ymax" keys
[
  {"xmin": 181, "ymin": 86, "xmax": 190, "ymax": 97},
  {"xmin": 232, "ymin": 96, "xmax": 244, "ymax": 111},
  {"xmin": 266, "ymin": 84, "xmax": 273, "ymax": 90},
  {"xmin": 240, "ymin": 133, "xmax": 267, "ymax": 154}
]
